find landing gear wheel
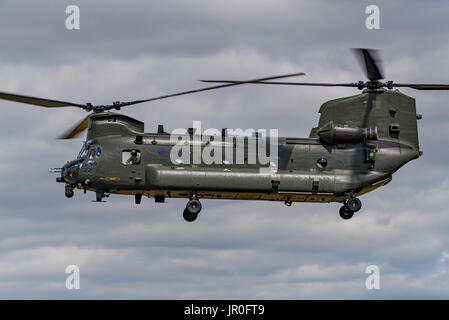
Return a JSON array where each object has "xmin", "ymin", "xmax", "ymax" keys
[
  {"xmin": 284, "ymin": 198, "xmax": 292, "ymax": 207},
  {"xmin": 345, "ymin": 197, "xmax": 362, "ymax": 212},
  {"xmin": 183, "ymin": 209, "xmax": 198, "ymax": 222},
  {"xmin": 65, "ymin": 185, "xmax": 74, "ymax": 198},
  {"xmin": 186, "ymin": 199, "xmax": 202, "ymax": 215},
  {"xmin": 95, "ymin": 190, "xmax": 104, "ymax": 202},
  {"xmin": 339, "ymin": 206, "xmax": 354, "ymax": 220}
]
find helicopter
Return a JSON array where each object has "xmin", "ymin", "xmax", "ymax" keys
[{"xmin": 1, "ymin": 48, "xmax": 448, "ymax": 222}]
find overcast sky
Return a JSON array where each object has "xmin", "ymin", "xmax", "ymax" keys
[{"xmin": 1, "ymin": 0, "xmax": 449, "ymax": 299}]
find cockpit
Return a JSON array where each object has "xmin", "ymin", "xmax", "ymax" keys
[
  {"xmin": 61, "ymin": 140, "xmax": 103, "ymax": 184},
  {"xmin": 78, "ymin": 139, "xmax": 100, "ymax": 159},
  {"xmin": 76, "ymin": 140, "xmax": 102, "ymax": 173}
]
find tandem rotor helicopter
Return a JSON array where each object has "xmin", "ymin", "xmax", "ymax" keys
[{"xmin": 1, "ymin": 48, "xmax": 448, "ymax": 222}]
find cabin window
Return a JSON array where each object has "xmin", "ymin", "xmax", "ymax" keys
[
  {"xmin": 122, "ymin": 150, "xmax": 141, "ymax": 165},
  {"xmin": 270, "ymin": 158, "xmax": 279, "ymax": 168},
  {"xmin": 365, "ymin": 148, "xmax": 376, "ymax": 162},
  {"xmin": 316, "ymin": 157, "xmax": 328, "ymax": 169},
  {"xmin": 96, "ymin": 147, "xmax": 102, "ymax": 158}
]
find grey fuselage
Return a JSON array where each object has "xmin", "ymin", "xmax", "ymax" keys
[{"xmin": 61, "ymin": 89, "xmax": 421, "ymax": 203}]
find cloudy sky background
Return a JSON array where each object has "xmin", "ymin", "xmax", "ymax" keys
[{"xmin": 1, "ymin": 0, "xmax": 449, "ymax": 298}]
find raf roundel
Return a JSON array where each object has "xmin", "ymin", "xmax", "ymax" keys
[{"xmin": 157, "ymin": 147, "xmax": 165, "ymax": 155}]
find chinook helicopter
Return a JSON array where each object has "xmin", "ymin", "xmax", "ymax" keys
[{"xmin": 1, "ymin": 49, "xmax": 448, "ymax": 222}]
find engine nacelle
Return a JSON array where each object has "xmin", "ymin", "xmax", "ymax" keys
[{"xmin": 317, "ymin": 121, "xmax": 378, "ymax": 145}]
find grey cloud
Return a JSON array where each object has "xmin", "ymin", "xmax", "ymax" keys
[{"xmin": 1, "ymin": 1, "xmax": 448, "ymax": 64}]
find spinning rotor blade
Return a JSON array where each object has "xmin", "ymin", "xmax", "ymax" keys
[
  {"xmin": 203, "ymin": 48, "xmax": 449, "ymax": 92},
  {"xmin": 115, "ymin": 72, "xmax": 305, "ymax": 108},
  {"xmin": 201, "ymin": 80, "xmax": 359, "ymax": 87},
  {"xmin": 0, "ymin": 91, "xmax": 87, "ymax": 108},
  {"xmin": 58, "ymin": 115, "xmax": 90, "ymax": 139},
  {"xmin": 352, "ymin": 48, "xmax": 384, "ymax": 81},
  {"xmin": 391, "ymin": 84, "xmax": 449, "ymax": 90},
  {"xmin": 0, "ymin": 73, "xmax": 304, "ymax": 112},
  {"xmin": 202, "ymin": 80, "xmax": 449, "ymax": 91}
]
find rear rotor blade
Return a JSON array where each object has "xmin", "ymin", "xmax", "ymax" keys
[
  {"xmin": 352, "ymin": 48, "xmax": 384, "ymax": 81},
  {"xmin": 0, "ymin": 91, "xmax": 87, "ymax": 108},
  {"xmin": 202, "ymin": 80, "xmax": 449, "ymax": 91},
  {"xmin": 200, "ymin": 80, "xmax": 359, "ymax": 87},
  {"xmin": 58, "ymin": 115, "xmax": 90, "ymax": 139},
  {"xmin": 392, "ymin": 84, "xmax": 449, "ymax": 90},
  {"xmin": 115, "ymin": 72, "xmax": 305, "ymax": 108}
]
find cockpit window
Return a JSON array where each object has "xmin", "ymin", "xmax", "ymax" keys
[
  {"xmin": 97, "ymin": 147, "xmax": 102, "ymax": 158},
  {"xmin": 88, "ymin": 148, "xmax": 96, "ymax": 159},
  {"xmin": 78, "ymin": 144, "xmax": 89, "ymax": 159},
  {"xmin": 78, "ymin": 140, "xmax": 100, "ymax": 159},
  {"xmin": 122, "ymin": 150, "xmax": 141, "ymax": 165}
]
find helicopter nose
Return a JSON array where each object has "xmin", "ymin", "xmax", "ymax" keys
[
  {"xmin": 59, "ymin": 159, "xmax": 83, "ymax": 184},
  {"xmin": 56, "ymin": 163, "xmax": 70, "ymax": 183},
  {"xmin": 59, "ymin": 164, "xmax": 70, "ymax": 182}
]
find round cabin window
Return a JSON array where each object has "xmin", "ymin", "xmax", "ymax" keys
[{"xmin": 316, "ymin": 157, "xmax": 328, "ymax": 169}]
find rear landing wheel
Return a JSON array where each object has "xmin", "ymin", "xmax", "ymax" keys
[
  {"xmin": 183, "ymin": 199, "xmax": 202, "ymax": 222},
  {"xmin": 183, "ymin": 209, "xmax": 198, "ymax": 222},
  {"xmin": 186, "ymin": 199, "xmax": 202, "ymax": 215},
  {"xmin": 345, "ymin": 197, "xmax": 362, "ymax": 212},
  {"xmin": 339, "ymin": 206, "xmax": 354, "ymax": 220}
]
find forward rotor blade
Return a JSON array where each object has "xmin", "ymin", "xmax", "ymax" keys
[
  {"xmin": 0, "ymin": 91, "xmax": 87, "ymax": 108},
  {"xmin": 392, "ymin": 84, "xmax": 449, "ymax": 90},
  {"xmin": 116, "ymin": 72, "xmax": 305, "ymax": 108},
  {"xmin": 352, "ymin": 48, "xmax": 384, "ymax": 81},
  {"xmin": 58, "ymin": 115, "xmax": 90, "ymax": 139},
  {"xmin": 201, "ymin": 80, "xmax": 358, "ymax": 87}
]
